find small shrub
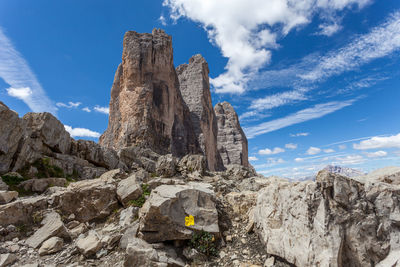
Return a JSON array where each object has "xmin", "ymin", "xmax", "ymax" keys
[
  {"xmin": 1, "ymin": 174, "xmax": 25, "ymax": 186},
  {"xmin": 128, "ymin": 184, "xmax": 151, "ymax": 208},
  {"xmin": 190, "ymin": 231, "xmax": 218, "ymax": 257}
]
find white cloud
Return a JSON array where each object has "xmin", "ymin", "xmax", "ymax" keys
[
  {"xmin": 295, "ymin": 157, "xmax": 305, "ymax": 162},
  {"xmin": 353, "ymin": 133, "xmax": 400, "ymax": 150},
  {"xmin": 0, "ymin": 28, "xmax": 57, "ymax": 114},
  {"xmin": 364, "ymin": 150, "xmax": 388, "ymax": 158},
  {"xmin": 317, "ymin": 22, "xmax": 342, "ymax": 36},
  {"xmin": 339, "ymin": 144, "xmax": 347, "ymax": 150},
  {"xmin": 56, "ymin": 101, "xmax": 81, "ymax": 108},
  {"xmin": 259, "ymin": 147, "xmax": 285, "ymax": 155},
  {"xmin": 82, "ymin": 107, "xmax": 91, "ymax": 112},
  {"xmin": 163, "ymin": 0, "xmax": 371, "ymax": 94},
  {"xmin": 64, "ymin": 125, "xmax": 101, "ymax": 138},
  {"xmin": 323, "ymin": 148, "xmax": 335, "ymax": 153},
  {"xmin": 250, "ymin": 11, "xmax": 400, "ymax": 90},
  {"xmin": 6, "ymin": 87, "xmax": 32, "ymax": 100},
  {"xmin": 250, "ymin": 90, "xmax": 307, "ymax": 111},
  {"xmin": 249, "ymin": 156, "xmax": 259, "ymax": 161},
  {"xmin": 239, "ymin": 110, "xmax": 270, "ymax": 122},
  {"xmin": 285, "ymin": 143, "xmax": 298, "ymax": 149},
  {"xmin": 306, "ymin": 146, "xmax": 321, "ymax": 155},
  {"xmin": 290, "ymin": 132, "xmax": 309, "ymax": 137},
  {"xmin": 94, "ymin": 105, "xmax": 109, "ymax": 114},
  {"xmin": 245, "ymin": 99, "xmax": 355, "ymax": 138},
  {"xmin": 336, "ymin": 154, "xmax": 365, "ymax": 165},
  {"xmin": 267, "ymin": 157, "xmax": 285, "ymax": 165},
  {"xmin": 159, "ymin": 15, "xmax": 167, "ymax": 26}
]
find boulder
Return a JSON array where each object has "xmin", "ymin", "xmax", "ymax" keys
[
  {"xmin": 253, "ymin": 170, "xmax": 400, "ymax": 267},
  {"xmin": 117, "ymin": 177, "xmax": 143, "ymax": 207},
  {"xmin": 119, "ymin": 207, "xmax": 139, "ymax": 227},
  {"xmin": 0, "ymin": 102, "xmax": 24, "ymax": 175},
  {"xmin": 0, "ymin": 191, "xmax": 18, "ymax": 204},
  {"xmin": 225, "ymin": 164, "xmax": 257, "ymax": 180},
  {"xmin": 177, "ymin": 154, "xmax": 206, "ymax": 175},
  {"xmin": 155, "ymin": 154, "xmax": 176, "ymax": 177},
  {"xmin": 0, "ymin": 178, "xmax": 8, "ymax": 191},
  {"xmin": 0, "ymin": 196, "xmax": 48, "ymax": 226},
  {"xmin": 225, "ymin": 191, "xmax": 257, "ymax": 218},
  {"xmin": 50, "ymin": 176, "xmax": 119, "ymax": 222},
  {"xmin": 19, "ymin": 178, "xmax": 67, "ymax": 193},
  {"xmin": 0, "ymin": 253, "xmax": 17, "ymax": 267},
  {"xmin": 138, "ymin": 183, "xmax": 219, "ymax": 243},
  {"xmin": 214, "ymin": 102, "xmax": 249, "ymax": 167},
  {"xmin": 124, "ymin": 237, "xmax": 161, "ymax": 267},
  {"xmin": 38, "ymin": 236, "xmax": 64, "ymax": 256},
  {"xmin": 25, "ymin": 211, "xmax": 69, "ymax": 248},
  {"xmin": 99, "ymin": 29, "xmax": 200, "ymax": 157},
  {"xmin": 176, "ymin": 55, "xmax": 224, "ymax": 171},
  {"xmin": 76, "ymin": 230, "xmax": 102, "ymax": 258}
]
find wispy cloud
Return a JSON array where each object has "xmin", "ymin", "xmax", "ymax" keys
[
  {"xmin": 94, "ymin": 105, "xmax": 109, "ymax": 114},
  {"xmin": 250, "ymin": 90, "xmax": 307, "ymax": 111},
  {"xmin": 248, "ymin": 156, "xmax": 258, "ymax": 161},
  {"xmin": 306, "ymin": 146, "xmax": 321, "ymax": 155},
  {"xmin": 64, "ymin": 125, "xmax": 101, "ymax": 138},
  {"xmin": 82, "ymin": 107, "xmax": 91, "ymax": 112},
  {"xmin": 364, "ymin": 150, "xmax": 388, "ymax": 158},
  {"xmin": 0, "ymin": 28, "xmax": 57, "ymax": 114},
  {"xmin": 290, "ymin": 132, "xmax": 309, "ymax": 137},
  {"xmin": 56, "ymin": 101, "xmax": 81, "ymax": 108},
  {"xmin": 285, "ymin": 143, "xmax": 298, "ymax": 149},
  {"xmin": 353, "ymin": 133, "xmax": 400, "ymax": 150},
  {"xmin": 164, "ymin": 0, "xmax": 371, "ymax": 94},
  {"xmin": 245, "ymin": 99, "xmax": 356, "ymax": 138},
  {"xmin": 259, "ymin": 147, "xmax": 285, "ymax": 155}
]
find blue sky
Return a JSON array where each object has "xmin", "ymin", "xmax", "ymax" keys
[{"xmin": 1, "ymin": 0, "xmax": 400, "ymax": 178}]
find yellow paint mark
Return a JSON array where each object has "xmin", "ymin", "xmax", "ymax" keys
[{"xmin": 185, "ymin": 215, "xmax": 194, "ymax": 226}]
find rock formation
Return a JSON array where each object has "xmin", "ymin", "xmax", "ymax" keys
[
  {"xmin": 176, "ymin": 54, "xmax": 224, "ymax": 171},
  {"xmin": 214, "ymin": 102, "xmax": 249, "ymax": 167},
  {"xmin": 99, "ymin": 29, "xmax": 199, "ymax": 157},
  {"xmin": 253, "ymin": 169, "xmax": 400, "ymax": 266}
]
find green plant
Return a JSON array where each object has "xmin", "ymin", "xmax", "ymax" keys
[
  {"xmin": 151, "ymin": 172, "xmax": 157, "ymax": 178},
  {"xmin": 20, "ymin": 157, "xmax": 65, "ymax": 178},
  {"xmin": 190, "ymin": 231, "xmax": 218, "ymax": 257},
  {"xmin": 1, "ymin": 174, "xmax": 26, "ymax": 186},
  {"xmin": 128, "ymin": 184, "xmax": 151, "ymax": 208},
  {"xmin": 32, "ymin": 211, "xmax": 43, "ymax": 224}
]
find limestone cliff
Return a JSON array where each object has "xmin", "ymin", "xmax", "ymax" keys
[
  {"xmin": 99, "ymin": 29, "xmax": 199, "ymax": 157},
  {"xmin": 176, "ymin": 55, "xmax": 224, "ymax": 171}
]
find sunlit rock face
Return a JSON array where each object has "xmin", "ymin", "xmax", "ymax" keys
[{"xmin": 100, "ymin": 29, "xmax": 199, "ymax": 157}]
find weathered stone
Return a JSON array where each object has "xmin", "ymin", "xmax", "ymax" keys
[
  {"xmin": 0, "ymin": 178, "xmax": 8, "ymax": 191},
  {"xmin": 214, "ymin": 102, "xmax": 249, "ymax": 167},
  {"xmin": 38, "ymin": 236, "xmax": 64, "ymax": 256},
  {"xmin": 177, "ymin": 154, "xmax": 206, "ymax": 175},
  {"xmin": 50, "ymin": 176, "xmax": 118, "ymax": 222},
  {"xmin": 69, "ymin": 223, "xmax": 88, "ymax": 239},
  {"xmin": 0, "ymin": 196, "xmax": 47, "ymax": 226},
  {"xmin": 19, "ymin": 178, "xmax": 67, "ymax": 193},
  {"xmin": 119, "ymin": 207, "xmax": 139, "ymax": 227},
  {"xmin": 225, "ymin": 191, "xmax": 257, "ymax": 218},
  {"xmin": 0, "ymin": 102, "xmax": 24, "ymax": 175},
  {"xmin": 0, "ymin": 253, "xmax": 17, "ymax": 267},
  {"xmin": 124, "ymin": 237, "xmax": 161, "ymax": 267},
  {"xmin": 225, "ymin": 164, "xmax": 256, "ymax": 180},
  {"xmin": 253, "ymin": 170, "xmax": 400, "ymax": 267},
  {"xmin": 117, "ymin": 177, "xmax": 143, "ymax": 207},
  {"xmin": 119, "ymin": 223, "xmax": 139, "ymax": 250},
  {"xmin": 0, "ymin": 191, "xmax": 18, "ymax": 204},
  {"xmin": 25, "ymin": 211, "xmax": 69, "ymax": 248},
  {"xmin": 138, "ymin": 183, "xmax": 219, "ymax": 243},
  {"xmin": 76, "ymin": 230, "xmax": 102, "ymax": 258},
  {"xmin": 99, "ymin": 29, "xmax": 200, "ymax": 158},
  {"xmin": 177, "ymin": 55, "xmax": 224, "ymax": 171},
  {"xmin": 155, "ymin": 154, "xmax": 176, "ymax": 177}
]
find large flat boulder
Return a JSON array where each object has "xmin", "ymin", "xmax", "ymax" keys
[
  {"xmin": 253, "ymin": 169, "xmax": 400, "ymax": 267},
  {"xmin": 138, "ymin": 182, "xmax": 219, "ymax": 243}
]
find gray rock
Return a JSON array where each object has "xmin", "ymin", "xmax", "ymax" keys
[
  {"xmin": 0, "ymin": 191, "xmax": 18, "ymax": 204},
  {"xmin": 177, "ymin": 154, "xmax": 206, "ymax": 175},
  {"xmin": 0, "ymin": 178, "xmax": 8, "ymax": 191},
  {"xmin": 19, "ymin": 178, "xmax": 67, "ymax": 193},
  {"xmin": 119, "ymin": 207, "xmax": 139, "ymax": 227},
  {"xmin": 76, "ymin": 230, "xmax": 102, "ymax": 258},
  {"xmin": 138, "ymin": 183, "xmax": 219, "ymax": 243},
  {"xmin": 214, "ymin": 102, "xmax": 249, "ymax": 167},
  {"xmin": 155, "ymin": 154, "xmax": 176, "ymax": 177},
  {"xmin": 177, "ymin": 55, "xmax": 224, "ymax": 171},
  {"xmin": 120, "ymin": 222, "xmax": 139, "ymax": 250},
  {"xmin": 254, "ymin": 170, "xmax": 400, "ymax": 267},
  {"xmin": 0, "ymin": 196, "xmax": 47, "ymax": 227},
  {"xmin": 38, "ymin": 236, "xmax": 64, "ymax": 255},
  {"xmin": 0, "ymin": 102, "xmax": 24, "ymax": 175},
  {"xmin": 0, "ymin": 253, "xmax": 17, "ymax": 267},
  {"xmin": 124, "ymin": 237, "xmax": 161, "ymax": 267},
  {"xmin": 25, "ymin": 211, "xmax": 69, "ymax": 248},
  {"xmin": 117, "ymin": 176, "xmax": 143, "ymax": 207}
]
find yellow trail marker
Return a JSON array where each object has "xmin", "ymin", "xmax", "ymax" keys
[{"xmin": 185, "ymin": 215, "xmax": 194, "ymax": 226}]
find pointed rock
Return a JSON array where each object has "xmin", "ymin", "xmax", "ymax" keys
[
  {"xmin": 176, "ymin": 55, "xmax": 224, "ymax": 171},
  {"xmin": 100, "ymin": 29, "xmax": 199, "ymax": 157},
  {"xmin": 214, "ymin": 102, "xmax": 249, "ymax": 167}
]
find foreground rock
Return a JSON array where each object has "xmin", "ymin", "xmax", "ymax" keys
[
  {"xmin": 38, "ymin": 236, "xmax": 64, "ymax": 256},
  {"xmin": 99, "ymin": 29, "xmax": 199, "ymax": 157},
  {"xmin": 177, "ymin": 54, "xmax": 224, "ymax": 171},
  {"xmin": 138, "ymin": 183, "xmax": 219, "ymax": 243},
  {"xmin": 0, "ymin": 191, "xmax": 18, "ymax": 204},
  {"xmin": 214, "ymin": 102, "xmax": 249, "ymax": 167},
  {"xmin": 254, "ymin": 169, "xmax": 400, "ymax": 267}
]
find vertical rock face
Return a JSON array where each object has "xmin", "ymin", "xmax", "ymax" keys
[
  {"xmin": 176, "ymin": 55, "xmax": 224, "ymax": 171},
  {"xmin": 214, "ymin": 102, "xmax": 249, "ymax": 167},
  {"xmin": 99, "ymin": 29, "xmax": 199, "ymax": 157}
]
